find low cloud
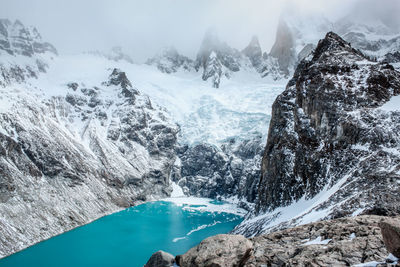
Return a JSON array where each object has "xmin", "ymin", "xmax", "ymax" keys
[{"xmin": 0, "ymin": 0, "xmax": 397, "ymax": 61}]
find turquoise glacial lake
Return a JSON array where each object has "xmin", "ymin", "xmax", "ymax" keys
[{"xmin": 0, "ymin": 200, "xmax": 243, "ymax": 267}]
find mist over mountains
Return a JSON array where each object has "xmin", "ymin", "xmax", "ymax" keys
[{"xmin": 1, "ymin": 0, "xmax": 398, "ymax": 61}]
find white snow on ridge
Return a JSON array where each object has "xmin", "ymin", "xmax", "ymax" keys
[
  {"xmin": 170, "ymin": 182, "xmax": 185, "ymax": 198},
  {"xmin": 302, "ymin": 236, "xmax": 332, "ymax": 246},
  {"xmin": 380, "ymin": 95, "xmax": 400, "ymax": 112},
  {"xmin": 28, "ymin": 53, "xmax": 286, "ymax": 146}
]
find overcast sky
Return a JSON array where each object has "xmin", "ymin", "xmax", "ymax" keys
[{"xmin": 1, "ymin": 0, "xmax": 399, "ymax": 62}]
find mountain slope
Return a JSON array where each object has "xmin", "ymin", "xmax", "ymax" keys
[
  {"xmin": 0, "ymin": 21, "xmax": 180, "ymax": 257},
  {"xmin": 235, "ymin": 32, "xmax": 400, "ymax": 236}
]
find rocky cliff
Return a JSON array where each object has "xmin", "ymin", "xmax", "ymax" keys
[
  {"xmin": 0, "ymin": 19, "xmax": 57, "ymax": 87},
  {"xmin": 171, "ymin": 136, "xmax": 263, "ymax": 209},
  {"xmin": 0, "ymin": 22, "xmax": 179, "ymax": 257},
  {"xmin": 235, "ymin": 32, "xmax": 400, "ymax": 236}
]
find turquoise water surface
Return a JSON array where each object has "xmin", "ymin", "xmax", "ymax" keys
[{"xmin": 0, "ymin": 200, "xmax": 242, "ymax": 267}]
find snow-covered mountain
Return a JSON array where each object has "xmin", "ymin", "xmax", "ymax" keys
[
  {"xmin": 0, "ymin": 19, "xmax": 57, "ymax": 87},
  {"xmin": 0, "ymin": 19, "xmax": 286, "ymax": 257},
  {"xmin": 146, "ymin": 10, "xmax": 400, "ymax": 89},
  {"xmin": 146, "ymin": 46, "xmax": 194, "ymax": 74},
  {"xmin": 146, "ymin": 29, "xmax": 286, "ymax": 88},
  {"xmin": 0, "ymin": 20, "xmax": 182, "ymax": 257},
  {"xmin": 1, "ymin": 9, "xmax": 400, "ymax": 260},
  {"xmin": 234, "ymin": 32, "xmax": 400, "ymax": 236}
]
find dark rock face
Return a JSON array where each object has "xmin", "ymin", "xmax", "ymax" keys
[
  {"xmin": 172, "ymin": 136, "xmax": 263, "ymax": 208},
  {"xmin": 146, "ymin": 47, "xmax": 194, "ymax": 74},
  {"xmin": 145, "ymin": 250, "xmax": 175, "ymax": 267},
  {"xmin": 384, "ymin": 51, "xmax": 400, "ymax": 63},
  {"xmin": 269, "ymin": 19, "xmax": 296, "ymax": 76},
  {"xmin": 250, "ymin": 32, "xmax": 400, "ymax": 231},
  {"xmin": 242, "ymin": 36, "xmax": 263, "ymax": 70},
  {"xmin": 380, "ymin": 218, "xmax": 400, "ymax": 258}
]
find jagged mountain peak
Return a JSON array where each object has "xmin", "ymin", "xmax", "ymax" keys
[
  {"xmin": 146, "ymin": 46, "xmax": 194, "ymax": 74},
  {"xmin": 244, "ymin": 30, "xmax": 400, "ymax": 235},
  {"xmin": 242, "ymin": 36, "xmax": 262, "ymax": 60},
  {"xmin": 311, "ymin": 31, "xmax": 365, "ymax": 62},
  {"xmin": 196, "ymin": 28, "xmax": 240, "ymax": 67},
  {"xmin": 0, "ymin": 18, "xmax": 57, "ymax": 56},
  {"xmin": 242, "ymin": 35, "xmax": 268, "ymax": 76},
  {"xmin": 107, "ymin": 68, "xmax": 133, "ymax": 89},
  {"xmin": 269, "ymin": 18, "xmax": 295, "ymax": 76},
  {"xmin": 199, "ymin": 27, "xmax": 222, "ymax": 52}
]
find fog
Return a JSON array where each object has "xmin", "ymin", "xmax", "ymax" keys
[{"xmin": 1, "ymin": 0, "xmax": 399, "ymax": 61}]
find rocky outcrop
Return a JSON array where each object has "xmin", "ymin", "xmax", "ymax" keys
[
  {"xmin": 269, "ymin": 19, "xmax": 296, "ymax": 76},
  {"xmin": 242, "ymin": 36, "xmax": 263, "ymax": 70},
  {"xmin": 0, "ymin": 19, "xmax": 56, "ymax": 86},
  {"xmin": 146, "ymin": 47, "xmax": 194, "ymax": 74},
  {"xmin": 236, "ymin": 32, "xmax": 400, "ymax": 236},
  {"xmin": 0, "ymin": 19, "xmax": 57, "ymax": 56},
  {"xmin": 145, "ymin": 250, "xmax": 175, "ymax": 267},
  {"xmin": 246, "ymin": 215, "xmax": 390, "ymax": 266},
  {"xmin": 380, "ymin": 218, "xmax": 400, "ymax": 258},
  {"xmin": 0, "ymin": 68, "xmax": 179, "ymax": 257},
  {"xmin": 178, "ymin": 234, "xmax": 253, "ymax": 267},
  {"xmin": 171, "ymin": 136, "xmax": 263, "ymax": 209},
  {"xmin": 174, "ymin": 215, "xmax": 396, "ymax": 267},
  {"xmin": 201, "ymin": 51, "xmax": 223, "ymax": 88},
  {"xmin": 194, "ymin": 29, "xmax": 254, "ymax": 88}
]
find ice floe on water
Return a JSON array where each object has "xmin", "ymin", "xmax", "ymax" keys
[
  {"xmin": 163, "ymin": 196, "xmax": 247, "ymax": 216},
  {"xmin": 172, "ymin": 221, "xmax": 222, "ymax": 242}
]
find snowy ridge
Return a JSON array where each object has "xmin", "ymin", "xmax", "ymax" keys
[
  {"xmin": 0, "ymin": 50, "xmax": 180, "ymax": 257},
  {"xmin": 235, "ymin": 32, "xmax": 400, "ymax": 236}
]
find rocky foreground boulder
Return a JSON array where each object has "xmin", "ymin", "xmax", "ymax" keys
[
  {"xmin": 380, "ymin": 218, "xmax": 400, "ymax": 258},
  {"xmin": 174, "ymin": 215, "xmax": 397, "ymax": 267},
  {"xmin": 179, "ymin": 234, "xmax": 252, "ymax": 267},
  {"xmin": 145, "ymin": 250, "xmax": 175, "ymax": 267}
]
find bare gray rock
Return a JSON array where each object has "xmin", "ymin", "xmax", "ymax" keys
[
  {"xmin": 247, "ymin": 215, "xmax": 388, "ymax": 266},
  {"xmin": 171, "ymin": 136, "xmax": 263, "ymax": 209},
  {"xmin": 175, "ymin": 216, "xmax": 391, "ymax": 267},
  {"xmin": 179, "ymin": 234, "xmax": 253, "ymax": 267},
  {"xmin": 145, "ymin": 250, "xmax": 174, "ymax": 267},
  {"xmin": 380, "ymin": 217, "xmax": 400, "ymax": 258}
]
